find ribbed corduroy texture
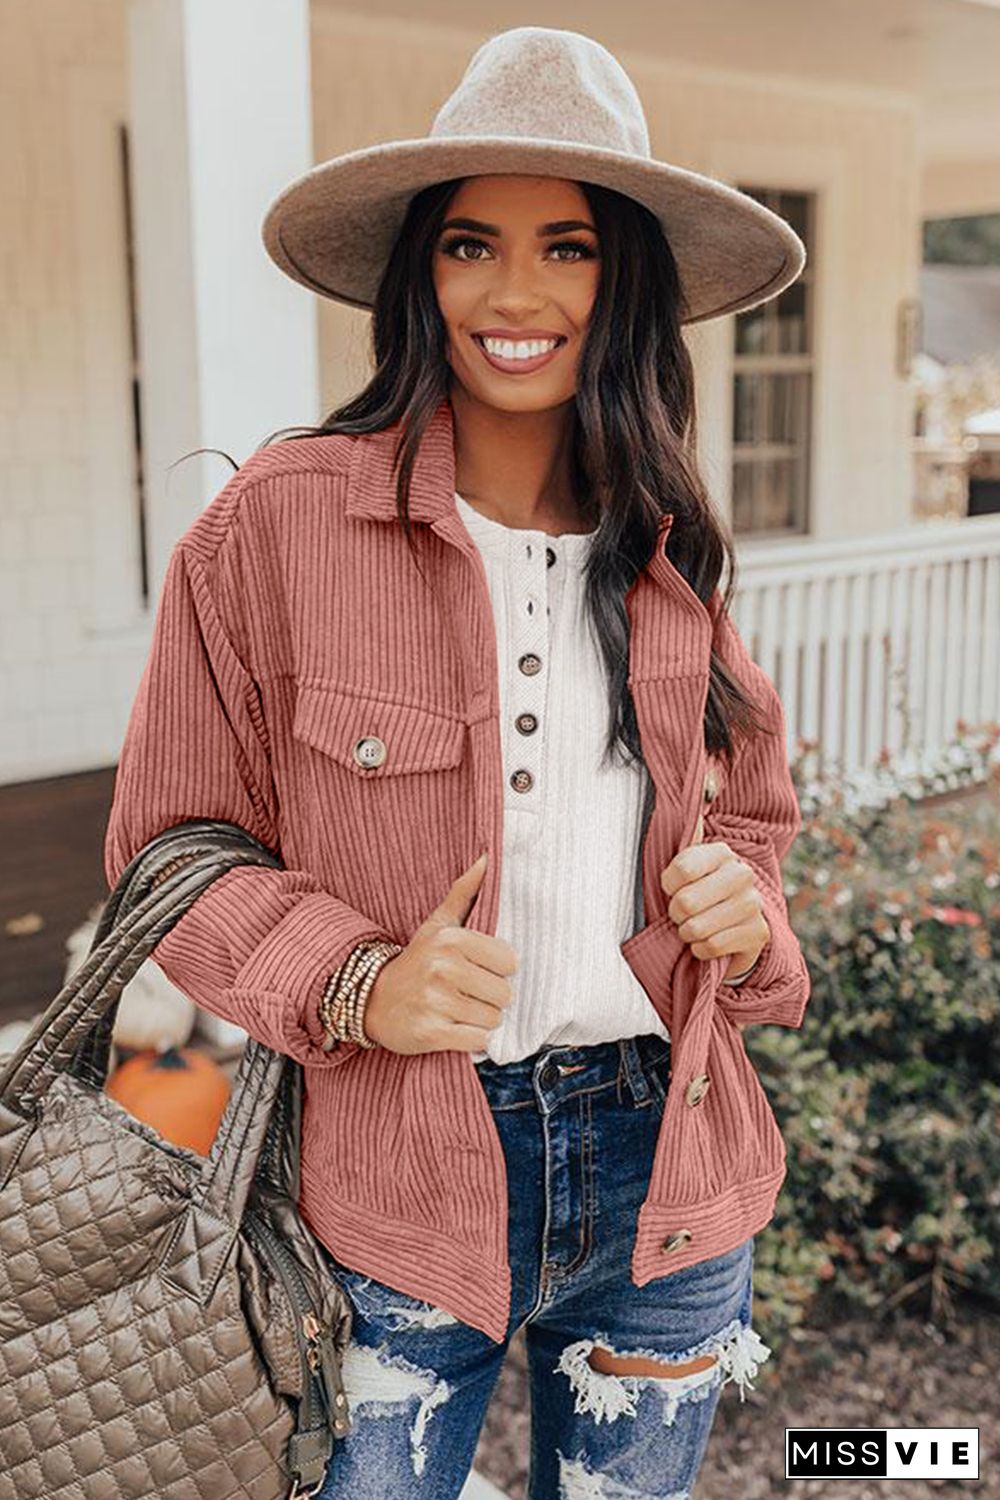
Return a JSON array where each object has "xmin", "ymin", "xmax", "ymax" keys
[{"xmin": 104, "ymin": 395, "xmax": 811, "ymax": 1344}]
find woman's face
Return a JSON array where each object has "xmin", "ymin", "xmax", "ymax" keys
[{"xmin": 432, "ymin": 174, "xmax": 601, "ymax": 414}]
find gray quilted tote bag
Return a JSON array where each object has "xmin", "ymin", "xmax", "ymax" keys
[{"xmin": 0, "ymin": 819, "xmax": 354, "ymax": 1499}]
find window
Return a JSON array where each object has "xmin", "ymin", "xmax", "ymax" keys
[{"xmin": 731, "ymin": 188, "xmax": 815, "ymax": 536}]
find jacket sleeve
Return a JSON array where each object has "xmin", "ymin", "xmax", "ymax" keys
[
  {"xmin": 104, "ymin": 531, "xmax": 393, "ymax": 1069},
  {"xmin": 703, "ymin": 606, "xmax": 811, "ymax": 1030}
]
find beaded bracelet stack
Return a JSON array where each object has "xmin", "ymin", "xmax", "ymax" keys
[{"xmin": 318, "ymin": 938, "xmax": 401, "ymax": 1051}]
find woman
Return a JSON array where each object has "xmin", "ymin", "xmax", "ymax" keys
[{"xmin": 105, "ymin": 26, "xmax": 811, "ymax": 1499}]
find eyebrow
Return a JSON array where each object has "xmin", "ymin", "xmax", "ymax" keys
[{"xmin": 440, "ymin": 216, "xmax": 597, "ymax": 236}]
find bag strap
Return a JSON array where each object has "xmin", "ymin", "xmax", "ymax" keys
[
  {"xmin": 72, "ymin": 819, "xmax": 279, "ymax": 1088},
  {"xmin": 78, "ymin": 819, "xmax": 303, "ymax": 1201},
  {"xmin": 0, "ymin": 823, "xmax": 303, "ymax": 1263}
]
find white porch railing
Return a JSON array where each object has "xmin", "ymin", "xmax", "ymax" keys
[{"xmin": 732, "ymin": 514, "xmax": 1000, "ymax": 778}]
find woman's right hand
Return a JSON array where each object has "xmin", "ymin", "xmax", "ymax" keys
[{"xmin": 362, "ymin": 853, "xmax": 518, "ymax": 1055}]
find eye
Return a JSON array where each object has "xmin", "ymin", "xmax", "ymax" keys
[
  {"xmin": 549, "ymin": 240, "xmax": 597, "ymax": 262},
  {"xmin": 440, "ymin": 235, "xmax": 490, "ymax": 262}
]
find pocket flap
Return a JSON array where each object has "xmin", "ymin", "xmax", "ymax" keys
[{"xmin": 293, "ymin": 683, "xmax": 466, "ymax": 775}]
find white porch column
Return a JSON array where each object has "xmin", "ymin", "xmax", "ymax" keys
[{"xmin": 127, "ymin": 0, "xmax": 319, "ymax": 596}]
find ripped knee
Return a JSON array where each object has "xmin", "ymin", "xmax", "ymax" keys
[
  {"xmin": 554, "ymin": 1319, "xmax": 772, "ymax": 1427},
  {"xmin": 587, "ymin": 1346, "xmax": 718, "ymax": 1380}
]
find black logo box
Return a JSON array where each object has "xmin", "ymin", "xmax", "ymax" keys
[{"xmin": 786, "ymin": 1428, "xmax": 979, "ymax": 1480}]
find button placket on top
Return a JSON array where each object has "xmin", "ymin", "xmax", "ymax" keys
[
  {"xmin": 505, "ymin": 530, "xmax": 551, "ymax": 813},
  {"xmin": 452, "ymin": 492, "xmax": 590, "ymax": 865}
]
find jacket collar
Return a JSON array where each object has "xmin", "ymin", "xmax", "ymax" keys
[
  {"xmin": 345, "ymin": 396, "xmax": 462, "ymax": 526},
  {"xmin": 343, "ymin": 393, "xmax": 712, "ymax": 652}
]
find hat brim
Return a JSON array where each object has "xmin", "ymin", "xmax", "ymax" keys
[{"xmin": 260, "ymin": 136, "xmax": 805, "ymax": 326}]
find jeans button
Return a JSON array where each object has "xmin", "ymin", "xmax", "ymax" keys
[{"xmin": 539, "ymin": 1061, "xmax": 560, "ymax": 1089}]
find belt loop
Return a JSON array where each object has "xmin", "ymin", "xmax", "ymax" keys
[{"xmin": 617, "ymin": 1037, "xmax": 652, "ymax": 1106}]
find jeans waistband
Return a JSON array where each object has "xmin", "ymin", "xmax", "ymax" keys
[{"xmin": 473, "ymin": 1032, "xmax": 671, "ymax": 1113}]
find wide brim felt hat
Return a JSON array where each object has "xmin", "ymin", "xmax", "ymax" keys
[{"xmin": 261, "ymin": 27, "xmax": 806, "ymax": 327}]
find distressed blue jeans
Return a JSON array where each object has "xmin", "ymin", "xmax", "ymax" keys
[{"xmin": 315, "ymin": 1032, "xmax": 771, "ymax": 1499}]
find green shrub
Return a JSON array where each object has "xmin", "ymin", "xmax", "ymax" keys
[{"xmin": 747, "ymin": 722, "xmax": 1000, "ymax": 1351}]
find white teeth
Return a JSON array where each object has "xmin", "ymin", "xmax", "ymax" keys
[{"xmin": 480, "ymin": 336, "xmax": 560, "ymax": 360}]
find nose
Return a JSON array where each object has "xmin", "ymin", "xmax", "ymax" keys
[{"xmin": 487, "ymin": 251, "xmax": 547, "ymax": 311}]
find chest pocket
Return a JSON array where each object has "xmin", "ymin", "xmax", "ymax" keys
[{"xmin": 292, "ymin": 683, "xmax": 467, "ymax": 776}]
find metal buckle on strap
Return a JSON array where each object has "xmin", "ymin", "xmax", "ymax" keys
[{"xmin": 288, "ymin": 1478, "xmax": 325, "ymax": 1499}]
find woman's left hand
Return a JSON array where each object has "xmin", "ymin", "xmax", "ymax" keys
[{"xmin": 659, "ymin": 836, "xmax": 770, "ymax": 980}]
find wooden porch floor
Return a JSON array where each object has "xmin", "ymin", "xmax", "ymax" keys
[{"xmin": 0, "ymin": 767, "xmax": 117, "ymax": 1025}]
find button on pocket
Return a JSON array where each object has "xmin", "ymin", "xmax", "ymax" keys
[{"xmin": 352, "ymin": 735, "xmax": 387, "ymax": 769}]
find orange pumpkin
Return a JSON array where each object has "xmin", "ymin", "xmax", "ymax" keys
[{"xmin": 105, "ymin": 1046, "xmax": 232, "ymax": 1154}]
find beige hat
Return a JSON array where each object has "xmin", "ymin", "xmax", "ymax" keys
[{"xmin": 261, "ymin": 25, "xmax": 805, "ymax": 326}]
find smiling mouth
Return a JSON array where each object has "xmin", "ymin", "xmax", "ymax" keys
[{"xmin": 471, "ymin": 334, "xmax": 567, "ymax": 372}]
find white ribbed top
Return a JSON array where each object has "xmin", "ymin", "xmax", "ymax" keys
[{"xmin": 453, "ymin": 490, "xmax": 671, "ymax": 1065}]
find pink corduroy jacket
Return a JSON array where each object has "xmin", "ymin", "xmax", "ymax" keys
[{"xmin": 104, "ymin": 394, "xmax": 811, "ymax": 1345}]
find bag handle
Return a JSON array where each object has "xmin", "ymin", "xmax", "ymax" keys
[
  {"xmin": 71, "ymin": 819, "xmax": 280, "ymax": 1088},
  {"xmin": 72, "ymin": 819, "xmax": 302, "ymax": 1203},
  {"xmin": 0, "ymin": 823, "xmax": 305, "ymax": 1298}
]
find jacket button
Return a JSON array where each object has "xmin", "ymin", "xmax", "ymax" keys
[
  {"xmin": 703, "ymin": 765, "xmax": 719, "ymax": 802},
  {"xmin": 353, "ymin": 735, "xmax": 386, "ymax": 769},
  {"xmin": 518, "ymin": 652, "xmax": 542, "ymax": 676},
  {"xmin": 661, "ymin": 1229, "xmax": 693, "ymax": 1253},
  {"xmin": 685, "ymin": 1074, "xmax": 710, "ymax": 1107},
  {"xmin": 510, "ymin": 769, "xmax": 533, "ymax": 793},
  {"xmin": 515, "ymin": 712, "xmax": 538, "ymax": 734}
]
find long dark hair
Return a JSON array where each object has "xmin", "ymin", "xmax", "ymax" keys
[{"xmin": 194, "ymin": 177, "xmax": 771, "ymax": 768}]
